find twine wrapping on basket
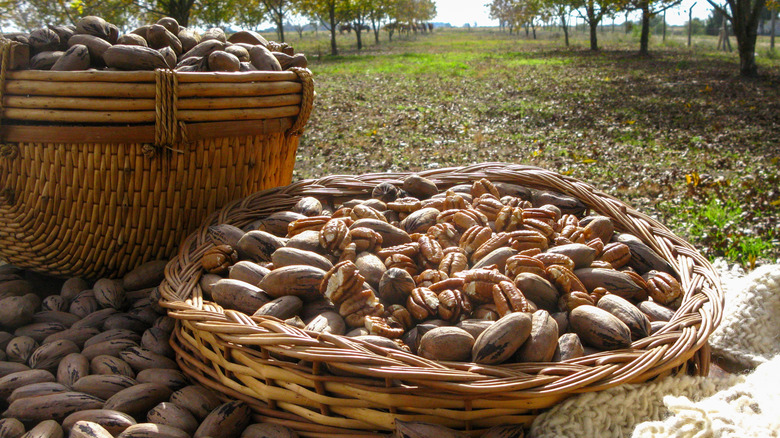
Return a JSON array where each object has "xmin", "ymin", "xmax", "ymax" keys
[{"xmin": 159, "ymin": 163, "xmax": 724, "ymax": 437}]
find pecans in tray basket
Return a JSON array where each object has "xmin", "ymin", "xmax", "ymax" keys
[
  {"xmin": 202, "ymin": 176, "xmax": 683, "ymax": 364},
  {"xmin": 5, "ymin": 15, "xmax": 307, "ymax": 72}
]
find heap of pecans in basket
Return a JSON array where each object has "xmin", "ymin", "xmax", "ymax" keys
[
  {"xmin": 4, "ymin": 15, "xmax": 307, "ymax": 72},
  {"xmin": 202, "ymin": 175, "xmax": 683, "ymax": 364}
]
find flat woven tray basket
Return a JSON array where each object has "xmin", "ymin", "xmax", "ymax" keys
[
  {"xmin": 159, "ymin": 163, "xmax": 723, "ymax": 437},
  {"xmin": 0, "ymin": 38, "xmax": 314, "ymax": 279}
]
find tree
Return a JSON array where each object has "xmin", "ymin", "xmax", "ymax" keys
[
  {"xmin": 545, "ymin": 0, "xmax": 574, "ymax": 46},
  {"xmin": 345, "ymin": 0, "xmax": 372, "ymax": 49},
  {"xmin": 706, "ymin": 0, "xmax": 767, "ymax": 75},
  {"xmin": 630, "ymin": 0, "xmax": 682, "ymax": 55},
  {"xmin": 192, "ymin": 0, "xmax": 237, "ymax": 28},
  {"xmin": 367, "ymin": 0, "xmax": 391, "ymax": 43},
  {"xmin": 298, "ymin": 0, "xmax": 350, "ymax": 55},
  {"xmin": 573, "ymin": 0, "xmax": 616, "ymax": 49},
  {"xmin": 261, "ymin": 0, "xmax": 297, "ymax": 42},
  {"xmin": 233, "ymin": 0, "xmax": 268, "ymax": 31}
]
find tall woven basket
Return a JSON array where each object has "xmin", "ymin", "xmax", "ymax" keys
[
  {"xmin": 0, "ymin": 38, "xmax": 314, "ymax": 279},
  {"xmin": 159, "ymin": 163, "xmax": 723, "ymax": 437}
]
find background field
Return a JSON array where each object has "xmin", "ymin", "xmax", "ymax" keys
[{"xmin": 279, "ymin": 27, "xmax": 779, "ymax": 268}]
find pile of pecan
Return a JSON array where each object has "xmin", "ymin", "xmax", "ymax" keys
[{"xmin": 201, "ymin": 175, "xmax": 683, "ymax": 364}]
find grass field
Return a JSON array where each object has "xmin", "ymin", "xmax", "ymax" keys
[{"xmin": 274, "ymin": 27, "xmax": 780, "ymax": 268}]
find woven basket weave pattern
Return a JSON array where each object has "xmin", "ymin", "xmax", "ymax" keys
[
  {"xmin": 0, "ymin": 57, "xmax": 314, "ymax": 279},
  {"xmin": 160, "ymin": 163, "xmax": 724, "ymax": 436}
]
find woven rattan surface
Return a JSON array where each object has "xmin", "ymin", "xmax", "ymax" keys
[
  {"xmin": 159, "ymin": 163, "xmax": 723, "ymax": 437},
  {"xmin": 0, "ymin": 60, "xmax": 314, "ymax": 279}
]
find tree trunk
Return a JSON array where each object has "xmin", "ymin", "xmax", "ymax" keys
[
  {"xmin": 640, "ymin": 1, "xmax": 651, "ymax": 55},
  {"xmin": 588, "ymin": 4, "xmax": 599, "ymax": 50},
  {"xmin": 329, "ymin": 4, "xmax": 338, "ymax": 55},
  {"xmin": 662, "ymin": 10, "xmax": 667, "ymax": 42},
  {"xmin": 532, "ymin": 23, "xmax": 537, "ymax": 39},
  {"xmin": 771, "ymin": 11, "xmax": 776, "ymax": 51},
  {"xmin": 277, "ymin": 16, "xmax": 285, "ymax": 43},
  {"xmin": 355, "ymin": 23, "xmax": 363, "ymax": 50},
  {"xmin": 733, "ymin": 17, "xmax": 758, "ymax": 76},
  {"xmin": 561, "ymin": 14, "xmax": 570, "ymax": 47}
]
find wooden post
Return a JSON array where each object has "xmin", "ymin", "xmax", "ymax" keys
[{"xmin": 688, "ymin": 2, "xmax": 697, "ymax": 47}]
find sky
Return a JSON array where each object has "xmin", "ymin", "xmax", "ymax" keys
[{"xmin": 433, "ymin": 0, "xmax": 717, "ymax": 27}]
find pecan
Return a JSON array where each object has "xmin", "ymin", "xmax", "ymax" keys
[
  {"xmin": 558, "ymin": 213, "xmax": 580, "ymax": 229},
  {"xmin": 351, "ymin": 204, "xmax": 387, "ymax": 222},
  {"xmin": 586, "ymin": 237, "xmax": 605, "ymax": 255},
  {"xmin": 559, "ymin": 225, "xmax": 586, "ymax": 243},
  {"xmin": 406, "ymin": 287, "xmax": 440, "ymax": 322},
  {"xmin": 377, "ymin": 242, "xmax": 420, "ymax": 260},
  {"xmin": 539, "ymin": 204, "xmax": 562, "ymax": 222},
  {"xmin": 558, "ymin": 291, "xmax": 595, "ymax": 312},
  {"xmin": 462, "ymin": 268, "xmax": 511, "ymax": 304},
  {"xmin": 507, "ymin": 229, "xmax": 549, "ymax": 252},
  {"xmin": 319, "ymin": 218, "xmax": 352, "ymax": 255},
  {"xmin": 287, "ymin": 215, "xmax": 331, "ymax": 237},
  {"xmin": 523, "ymin": 218, "xmax": 556, "ymax": 240},
  {"xmin": 342, "ymin": 293, "xmax": 385, "ymax": 327},
  {"xmin": 505, "ymin": 254, "xmax": 547, "ymax": 278},
  {"xmin": 547, "ymin": 265, "xmax": 587, "ymax": 295},
  {"xmin": 439, "ymin": 250, "xmax": 468, "ymax": 276},
  {"xmin": 293, "ymin": 197, "xmax": 323, "ymax": 217},
  {"xmin": 332, "ymin": 206, "xmax": 353, "ymax": 219},
  {"xmin": 443, "ymin": 189, "xmax": 468, "ymax": 210},
  {"xmin": 501, "ymin": 196, "xmax": 532, "ymax": 208},
  {"xmin": 384, "ymin": 254, "xmax": 419, "ymax": 277},
  {"xmin": 599, "ymin": 242, "xmax": 631, "ymax": 269},
  {"xmin": 492, "ymin": 280, "xmax": 531, "ymax": 316},
  {"xmin": 378, "ymin": 268, "xmax": 416, "ymax": 305},
  {"xmin": 582, "ymin": 216, "xmax": 615, "ymax": 243},
  {"xmin": 421, "ymin": 198, "xmax": 446, "ymax": 211},
  {"xmin": 590, "ymin": 260, "xmax": 614, "ymax": 269},
  {"xmin": 471, "ymin": 178, "xmax": 500, "ymax": 199},
  {"xmin": 427, "ymin": 222, "xmax": 461, "ymax": 248},
  {"xmin": 625, "ymin": 270, "xmax": 651, "ymax": 301},
  {"xmin": 554, "ymin": 236, "xmax": 575, "ymax": 246},
  {"xmin": 415, "ymin": 269, "xmax": 449, "ymax": 288},
  {"xmin": 372, "ymin": 182, "xmax": 400, "ymax": 203},
  {"xmin": 428, "ymin": 277, "xmax": 466, "ymax": 293},
  {"xmin": 364, "ymin": 316, "xmax": 404, "ymax": 338},
  {"xmin": 201, "ymin": 244, "xmax": 238, "ymax": 274},
  {"xmin": 494, "ymin": 206, "xmax": 524, "ymax": 232},
  {"xmin": 590, "ymin": 286, "xmax": 609, "ymax": 303},
  {"xmin": 338, "ymin": 242, "xmax": 357, "ymax": 263},
  {"xmin": 320, "ymin": 260, "xmax": 364, "ymax": 304},
  {"xmin": 387, "ymin": 197, "xmax": 422, "ymax": 214},
  {"xmin": 349, "ymin": 227, "xmax": 383, "ymax": 253},
  {"xmin": 417, "ymin": 235, "xmax": 444, "ymax": 269},
  {"xmin": 453, "ymin": 209, "xmax": 489, "ymax": 231},
  {"xmin": 522, "ymin": 208, "xmax": 557, "ymax": 222},
  {"xmin": 459, "ymin": 225, "xmax": 493, "ymax": 259},
  {"xmin": 473, "ymin": 194, "xmax": 504, "ymax": 221},
  {"xmin": 386, "ymin": 304, "xmax": 414, "ymax": 330},
  {"xmin": 473, "ymin": 303, "xmax": 500, "ymax": 321},
  {"xmin": 535, "ymin": 253, "xmax": 575, "ymax": 271},
  {"xmin": 472, "ymin": 232, "xmax": 513, "ymax": 263},
  {"xmin": 643, "ymin": 271, "xmax": 682, "ymax": 306},
  {"xmin": 437, "ymin": 289, "xmax": 473, "ymax": 323}
]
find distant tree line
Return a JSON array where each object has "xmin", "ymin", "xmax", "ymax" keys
[
  {"xmin": 0, "ymin": 0, "xmax": 437, "ymax": 55},
  {"xmin": 487, "ymin": 0, "xmax": 778, "ymax": 75}
]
